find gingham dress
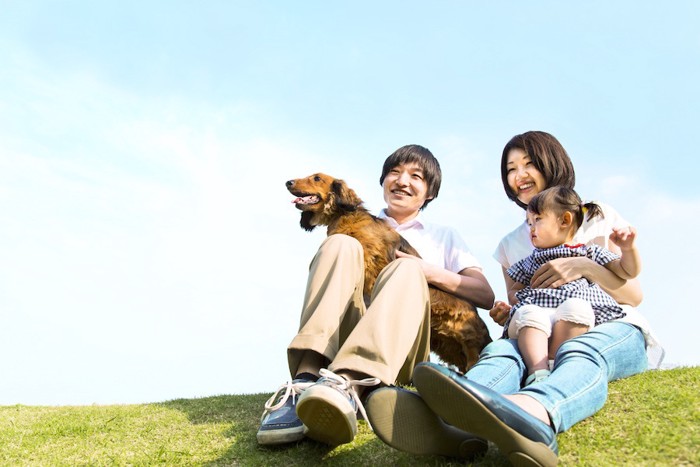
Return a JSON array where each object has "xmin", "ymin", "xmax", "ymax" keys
[{"xmin": 502, "ymin": 244, "xmax": 626, "ymax": 337}]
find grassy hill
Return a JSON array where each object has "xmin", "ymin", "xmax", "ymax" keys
[{"xmin": 1, "ymin": 366, "xmax": 697, "ymax": 466}]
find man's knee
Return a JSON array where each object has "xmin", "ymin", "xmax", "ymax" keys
[{"xmin": 320, "ymin": 234, "xmax": 363, "ymax": 257}]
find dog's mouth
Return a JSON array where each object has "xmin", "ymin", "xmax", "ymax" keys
[{"xmin": 291, "ymin": 193, "xmax": 320, "ymax": 207}]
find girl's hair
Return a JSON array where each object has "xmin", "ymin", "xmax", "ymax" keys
[
  {"xmin": 501, "ymin": 131, "xmax": 576, "ymax": 209},
  {"xmin": 380, "ymin": 144, "xmax": 441, "ymax": 210},
  {"xmin": 528, "ymin": 186, "xmax": 604, "ymax": 230}
]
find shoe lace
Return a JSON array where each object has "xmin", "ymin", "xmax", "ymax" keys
[
  {"xmin": 318, "ymin": 368, "xmax": 380, "ymax": 431},
  {"xmin": 261, "ymin": 379, "xmax": 314, "ymax": 420}
]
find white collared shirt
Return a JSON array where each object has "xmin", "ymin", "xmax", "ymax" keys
[{"xmin": 378, "ymin": 209, "xmax": 482, "ymax": 273}]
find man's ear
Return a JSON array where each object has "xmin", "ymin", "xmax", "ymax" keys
[{"xmin": 560, "ymin": 211, "xmax": 574, "ymax": 229}]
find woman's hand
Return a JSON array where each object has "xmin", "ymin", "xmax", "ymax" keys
[
  {"xmin": 489, "ymin": 300, "xmax": 511, "ymax": 326},
  {"xmin": 530, "ymin": 256, "xmax": 590, "ymax": 289}
]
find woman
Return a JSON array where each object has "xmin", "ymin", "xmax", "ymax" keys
[{"xmin": 365, "ymin": 131, "xmax": 663, "ymax": 465}]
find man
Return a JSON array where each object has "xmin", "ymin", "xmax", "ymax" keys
[{"xmin": 257, "ymin": 144, "xmax": 494, "ymax": 447}]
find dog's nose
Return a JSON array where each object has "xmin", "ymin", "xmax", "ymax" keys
[{"xmin": 286, "ymin": 180, "xmax": 294, "ymax": 188}]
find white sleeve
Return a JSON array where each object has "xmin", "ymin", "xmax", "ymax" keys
[{"xmin": 447, "ymin": 226, "xmax": 482, "ymax": 272}]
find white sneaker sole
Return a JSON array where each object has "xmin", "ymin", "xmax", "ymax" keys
[{"xmin": 256, "ymin": 425, "xmax": 305, "ymax": 446}]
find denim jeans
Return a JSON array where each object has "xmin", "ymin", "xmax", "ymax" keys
[{"xmin": 466, "ymin": 321, "xmax": 647, "ymax": 433}]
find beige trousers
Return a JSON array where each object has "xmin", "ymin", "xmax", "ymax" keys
[{"xmin": 287, "ymin": 234, "xmax": 431, "ymax": 385}]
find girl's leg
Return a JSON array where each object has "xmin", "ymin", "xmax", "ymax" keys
[
  {"xmin": 518, "ymin": 327, "xmax": 550, "ymax": 373},
  {"xmin": 549, "ymin": 297, "xmax": 595, "ymax": 357},
  {"xmin": 507, "ymin": 304, "xmax": 556, "ymax": 377},
  {"xmin": 549, "ymin": 321, "xmax": 589, "ymax": 357}
]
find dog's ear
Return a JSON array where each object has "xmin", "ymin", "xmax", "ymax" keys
[
  {"xmin": 331, "ymin": 179, "xmax": 362, "ymax": 212},
  {"xmin": 300, "ymin": 211, "xmax": 316, "ymax": 231}
]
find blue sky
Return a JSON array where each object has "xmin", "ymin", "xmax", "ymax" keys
[{"xmin": 1, "ymin": 2, "xmax": 698, "ymax": 405}]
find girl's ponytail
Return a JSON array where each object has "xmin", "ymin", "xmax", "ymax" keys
[{"xmin": 581, "ymin": 201, "xmax": 604, "ymax": 222}]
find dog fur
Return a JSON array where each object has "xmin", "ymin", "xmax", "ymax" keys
[{"xmin": 286, "ymin": 172, "xmax": 492, "ymax": 372}]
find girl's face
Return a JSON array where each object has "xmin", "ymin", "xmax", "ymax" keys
[
  {"xmin": 382, "ymin": 161, "xmax": 431, "ymax": 220},
  {"xmin": 526, "ymin": 209, "xmax": 569, "ymax": 249},
  {"xmin": 506, "ymin": 149, "xmax": 547, "ymax": 207}
]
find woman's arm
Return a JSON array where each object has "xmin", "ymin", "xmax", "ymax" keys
[
  {"xmin": 503, "ymin": 267, "xmax": 525, "ymax": 305},
  {"xmin": 396, "ymin": 250, "xmax": 495, "ymax": 309},
  {"xmin": 530, "ymin": 256, "xmax": 643, "ymax": 306}
]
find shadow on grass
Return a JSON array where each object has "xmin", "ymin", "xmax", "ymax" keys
[{"xmin": 159, "ymin": 392, "xmax": 508, "ymax": 466}]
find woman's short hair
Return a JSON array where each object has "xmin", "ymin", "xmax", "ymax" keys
[
  {"xmin": 380, "ymin": 144, "xmax": 441, "ymax": 210},
  {"xmin": 501, "ymin": 131, "xmax": 576, "ymax": 209}
]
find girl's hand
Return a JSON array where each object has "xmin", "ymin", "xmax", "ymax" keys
[
  {"xmin": 609, "ymin": 226, "xmax": 637, "ymax": 250},
  {"xmin": 489, "ymin": 300, "xmax": 511, "ymax": 326},
  {"xmin": 530, "ymin": 256, "xmax": 589, "ymax": 289}
]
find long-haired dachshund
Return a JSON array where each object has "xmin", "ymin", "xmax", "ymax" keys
[{"xmin": 286, "ymin": 173, "xmax": 492, "ymax": 372}]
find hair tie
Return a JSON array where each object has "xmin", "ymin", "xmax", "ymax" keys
[{"xmin": 581, "ymin": 204, "xmax": 588, "ymax": 215}]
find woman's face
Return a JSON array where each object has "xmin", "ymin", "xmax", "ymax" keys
[{"xmin": 506, "ymin": 148, "xmax": 547, "ymax": 207}]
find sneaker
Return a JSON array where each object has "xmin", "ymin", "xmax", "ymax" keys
[
  {"xmin": 524, "ymin": 369, "xmax": 551, "ymax": 386},
  {"xmin": 257, "ymin": 379, "xmax": 314, "ymax": 445},
  {"xmin": 295, "ymin": 369, "xmax": 380, "ymax": 446}
]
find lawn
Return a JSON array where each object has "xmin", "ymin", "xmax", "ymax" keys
[{"xmin": 0, "ymin": 366, "xmax": 697, "ymax": 466}]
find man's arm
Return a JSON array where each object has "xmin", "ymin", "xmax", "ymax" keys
[{"xmin": 395, "ymin": 250, "xmax": 495, "ymax": 309}]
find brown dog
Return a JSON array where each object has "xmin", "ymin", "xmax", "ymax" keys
[{"xmin": 286, "ymin": 173, "xmax": 492, "ymax": 372}]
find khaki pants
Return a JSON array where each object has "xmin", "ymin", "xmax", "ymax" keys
[{"xmin": 287, "ymin": 234, "xmax": 431, "ymax": 385}]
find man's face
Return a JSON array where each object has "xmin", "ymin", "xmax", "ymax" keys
[{"xmin": 382, "ymin": 161, "xmax": 431, "ymax": 217}]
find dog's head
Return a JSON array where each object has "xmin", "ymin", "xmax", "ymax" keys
[{"xmin": 286, "ymin": 173, "xmax": 364, "ymax": 231}]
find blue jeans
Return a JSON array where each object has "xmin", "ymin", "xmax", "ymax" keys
[{"xmin": 466, "ymin": 322, "xmax": 647, "ymax": 433}]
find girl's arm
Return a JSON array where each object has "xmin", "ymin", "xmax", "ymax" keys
[
  {"xmin": 396, "ymin": 250, "xmax": 495, "ymax": 309},
  {"xmin": 607, "ymin": 226, "xmax": 642, "ymax": 280}
]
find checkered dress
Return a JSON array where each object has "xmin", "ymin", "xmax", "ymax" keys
[{"xmin": 502, "ymin": 244, "xmax": 626, "ymax": 337}]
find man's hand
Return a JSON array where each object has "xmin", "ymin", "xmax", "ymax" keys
[
  {"xmin": 489, "ymin": 300, "xmax": 511, "ymax": 326},
  {"xmin": 395, "ymin": 250, "xmax": 440, "ymax": 281}
]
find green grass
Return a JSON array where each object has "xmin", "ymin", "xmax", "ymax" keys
[{"xmin": 1, "ymin": 367, "xmax": 697, "ymax": 466}]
